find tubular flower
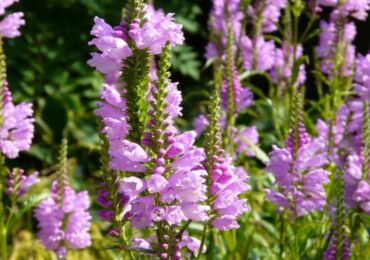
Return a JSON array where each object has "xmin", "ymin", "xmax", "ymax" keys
[
  {"xmin": 34, "ymin": 181, "xmax": 92, "ymax": 259},
  {"xmin": 318, "ymin": 0, "xmax": 370, "ymax": 20},
  {"xmin": 270, "ymin": 43, "xmax": 306, "ymax": 88},
  {"xmin": 248, "ymin": 0, "xmax": 287, "ymax": 33},
  {"xmin": 221, "ymin": 64, "xmax": 254, "ymax": 114},
  {"xmin": 129, "ymin": 5, "xmax": 184, "ymax": 55},
  {"xmin": 316, "ymin": 21, "xmax": 356, "ymax": 78},
  {"xmin": 265, "ymin": 139, "xmax": 330, "ymax": 217},
  {"xmin": 323, "ymin": 233, "xmax": 351, "ymax": 260},
  {"xmin": 235, "ymin": 126, "xmax": 259, "ymax": 157},
  {"xmin": 7, "ymin": 168, "xmax": 39, "ymax": 197},
  {"xmin": 0, "ymin": 86, "xmax": 34, "ymax": 159},
  {"xmin": 87, "ymin": 17, "xmax": 132, "ymax": 78},
  {"xmin": 208, "ymin": 0, "xmax": 243, "ymax": 50},
  {"xmin": 354, "ymin": 54, "xmax": 370, "ymax": 101},
  {"xmin": 0, "ymin": 0, "xmax": 24, "ymax": 38},
  {"xmin": 266, "ymin": 93, "xmax": 330, "ymax": 217},
  {"xmin": 210, "ymin": 157, "xmax": 250, "ymax": 230},
  {"xmin": 89, "ymin": 4, "xmax": 209, "ymax": 257},
  {"xmin": 241, "ymin": 35, "xmax": 276, "ymax": 72}
]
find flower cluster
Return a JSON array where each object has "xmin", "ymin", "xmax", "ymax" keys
[
  {"xmin": 206, "ymin": 0, "xmax": 255, "ymax": 118},
  {"xmin": 265, "ymin": 137, "xmax": 330, "ymax": 217},
  {"xmin": 248, "ymin": 0, "xmax": 287, "ymax": 33},
  {"xmin": 318, "ymin": 0, "xmax": 370, "ymax": 20},
  {"xmin": 317, "ymin": 21, "xmax": 356, "ymax": 77},
  {"xmin": 0, "ymin": 0, "xmax": 25, "ymax": 38},
  {"xmin": 354, "ymin": 54, "xmax": 370, "ymax": 101},
  {"xmin": 0, "ymin": 85, "xmax": 34, "ymax": 158},
  {"xmin": 88, "ymin": 6, "xmax": 184, "ymax": 79},
  {"xmin": 270, "ymin": 43, "xmax": 307, "ymax": 88},
  {"xmin": 323, "ymin": 232, "xmax": 351, "ymax": 260},
  {"xmin": 89, "ymin": 4, "xmax": 219, "ymax": 257},
  {"xmin": 35, "ymin": 181, "xmax": 92, "ymax": 259},
  {"xmin": 7, "ymin": 168, "xmax": 39, "ymax": 198},
  {"xmin": 210, "ymin": 155, "xmax": 250, "ymax": 230},
  {"xmin": 221, "ymin": 64, "xmax": 254, "ymax": 114},
  {"xmin": 266, "ymin": 92, "xmax": 330, "ymax": 217}
]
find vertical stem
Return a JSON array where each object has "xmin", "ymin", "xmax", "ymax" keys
[
  {"xmin": 335, "ymin": 169, "xmax": 345, "ymax": 260},
  {"xmin": 278, "ymin": 214, "xmax": 285, "ymax": 259},
  {"xmin": 197, "ymin": 221, "xmax": 208, "ymax": 259},
  {"xmin": 0, "ymin": 154, "xmax": 8, "ymax": 260},
  {"xmin": 362, "ymin": 101, "xmax": 370, "ymax": 179},
  {"xmin": 225, "ymin": 25, "xmax": 236, "ymax": 155},
  {"xmin": 0, "ymin": 38, "xmax": 7, "ymax": 260}
]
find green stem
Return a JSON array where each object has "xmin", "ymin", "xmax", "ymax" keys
[
  {"xmin": 362, "ymin": 101, "xmax": 370, "ymax": 179},
  {"xmin": 278, "ymin": 214, "xmax": 285, "ymax": 259},
  {"xmin": 0, "ymin": 40, "xmax": 7, "ymax": 259},
  {"xmin": 225, "ymin": 25, "xmax": 236, "ymax": 155},
  {"xmin": 197, "ymin": 222, "xmax": 208, "ymax": 259},
  {"xmin": 335, "ymin": 169, "xmax": 345, "ymax": 260},
  {"xmin": 0, "ymin": 154, "xmax": 7, "ymax": 260}
]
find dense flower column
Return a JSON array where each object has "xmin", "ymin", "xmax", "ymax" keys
[
  {"xmin": 88, "ymin": 0, "xmax": 147, "ymax": 243},
  {"xmin": 34, "ymin": 139, "xmax": 92, "ymax": 259},
  {"xmin": 265, "ymin": 90, "xmax": 330, "ymax": 218},
  {"xmin": 89, "ymin": 1, "xmax": 214, "ymax": 258},
  {"xmin": 313, "ymin": 3, "xmax": 370, "ymax": 255},
  {"xmin": 315, "ymin": 0, "xmax": 370, "ymax": 155},
  {"xmin": 205, "ymin": 0, "xmax": 256, "ymax": 158},
  {"xmin": 265, "ymin": 89, "xmax": 330, "ymax": 259},
  {"xmin": 242, "ymin": 0, "xmax": 286, "ymax": 74},
  {"xmin": 202, "ymin": 68, "xmax": 250, "ymax": 242}
]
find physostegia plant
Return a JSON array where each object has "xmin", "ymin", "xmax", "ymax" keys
[{"xmin": 0, "ymin": 1, "xmax": 36, "ymax": 259}]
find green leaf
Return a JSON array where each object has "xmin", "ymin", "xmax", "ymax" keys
[{"xmin": 7, "ymin": 193, "xmax": 49, "ymax": 230}]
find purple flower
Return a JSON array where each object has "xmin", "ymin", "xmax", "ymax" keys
[
  {"xmin": 109, "ymin": 140, "xmax": 149, "ymax": 172},
  {"xmin": 318, "ymin": 0, "xmax": 370, "ymax": 20},
  {"xmin": 88, "ymin": 17, "xmax": 132, "ymax": 77},
  {"xmin": 95, "ymin": 83, "xmax": 129, "ymax": 142},
  {"xmin": 335, "ymin": 0, "xmax": 370, "ymax": 20},
  {"xmin": 352, "ymin": 180, "xmax": 370, "ymax": 213},
  {"xmin": 235, "ymin": 126, "xmax": 259, "ymax": 157},
  {"xmin": 354, "ymin": 54, "xmax": 370, "ymax": 101},
  {"xmin": 210, "ymin": 155, "xmax": 250, "ymax": 230},
  {"xmin": 318, "ymin": 0, "xmax": 337, "ymax": 6},
  {"xmin": 0, "ymin": 1, "xmax": 19, "ymax": 16},
  {"xmin": 129, "ymin": 6, "xmax": 184, "ymax": 55},
  {"xmin": 7, "ymin": 168, "xmax": 39, "ymax": 197},
  {"xmin": 270, "ymin": 43, "xmax": 306, "ymax": 88},
  {"xmin": 210, "ymin": 0, "xmax": 244, "ymax": 47},
  {"xmin": 0, "ymin": 0, "xmax": 24, "ymax": 38},
  {"xmin": 316, "ymin": 21, "xmax": 356, "ymax": 78},
  {"xmin": 323, "ymin": 233, "xmax": 351, "ymax": 260},
  {"xmin": 0, "ymin": 86, "xmax": 34, "ymax": 159},
  {"xmin": 34, "ymin": 181, "xmax": 92, "ymax": 257},
  {"xmin": 193, "ymin": 115, "xmax": 209, "ymax": 136},
  {"xmin": 212, "ymin": 215, "xmax": 240, "ymax": 231},
  {"xmin": 0, "ymin": 12, "xmax": 25, "ymax": 38},
  {"xmin": 130, "ymin": 196, "xmax": 155, "ymax": 228},
  {"xmin": 266, "ymin": 129, "xmax": 330, "ymax": 217},
  {"xmin": 248, "ymin": 0, "xmax": 287, "ymax": 33},
  {"xmin": 241, "ymin": 35, "xmax": 276, "ymax": 72},
  {"xmin": 164, "ymin": 82, "xmax": 183, "ymax": 119},
  {"xmin": 221, "ymin": 64, "xmax": 254, "ymax": 114},
  {"xmin": 90, "ymin": 4, "xmax": 211, "ymax": 256}
]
